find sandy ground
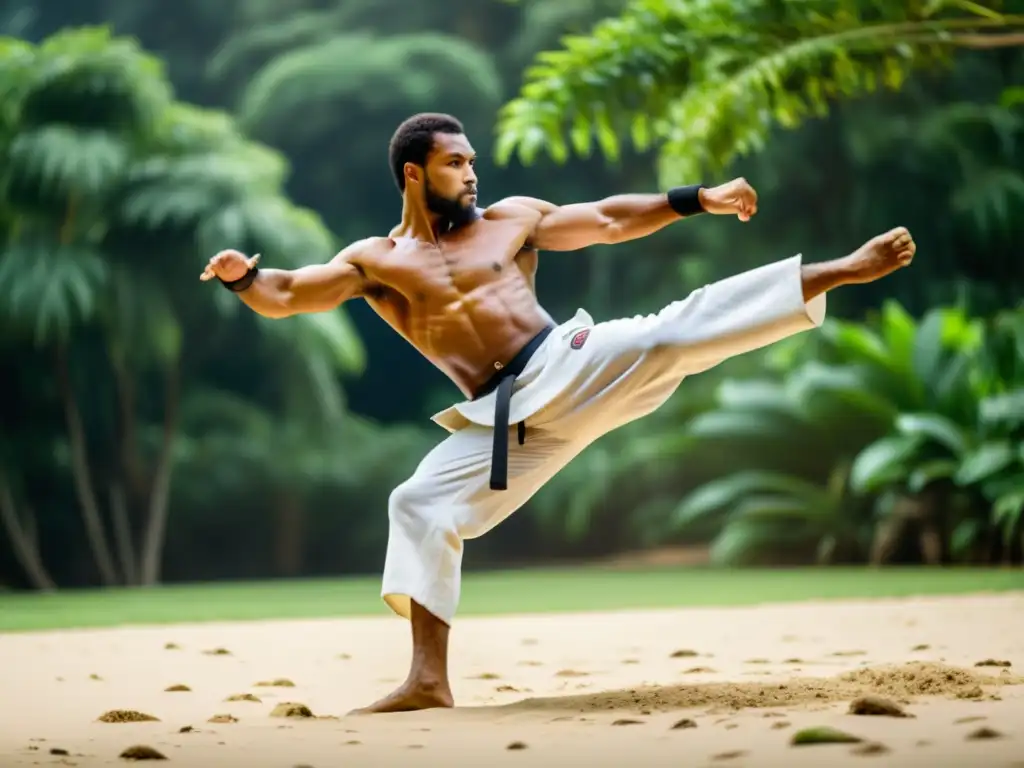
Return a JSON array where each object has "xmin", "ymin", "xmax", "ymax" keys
[{"xmin": 2, "ymin": 593, "xmax": 1023, "ymax": 768}]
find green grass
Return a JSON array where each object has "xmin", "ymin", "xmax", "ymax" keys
[{"xmin": 1, "ymin": 566, "xmax": 1021, "ymax": 633}]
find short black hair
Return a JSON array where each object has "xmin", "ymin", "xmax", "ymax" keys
[{"xmin": 388, "ymin": 113, "xmax": 465, "ymax": 192}]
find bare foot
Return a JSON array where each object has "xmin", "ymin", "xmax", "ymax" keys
[
  {"xmin": 348, "ymin": 678, "xmax": 454, "ymax": 715},
  {"xmin": 841, "ymin": 227, "xmax": 916, "ymax": 283}
]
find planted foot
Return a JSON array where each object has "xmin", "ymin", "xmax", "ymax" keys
[
  {"xmin": 842, "ymin": 227, "xmax": 916, "ymax": 284},
  {"xmin": 348, "ymin": 678, "xmax": 454, "ymax": 715}
]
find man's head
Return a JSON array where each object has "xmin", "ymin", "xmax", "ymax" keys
[{"xmin": 388, "ymin": 112, "xmax": 478, "ymax": 229}]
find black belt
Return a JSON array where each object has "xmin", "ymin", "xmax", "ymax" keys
[{"xmin": 472, "ymin": 325, "xmax": 555, "ymax": 491}]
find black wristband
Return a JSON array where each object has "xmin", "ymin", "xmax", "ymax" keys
[
  {"xmin": 219, "ymin": 267, "xmax": 259, "ymax": 293},
  {"xmin": 667, "ymin": 184, "xmax": 707, "ymax": 217}
]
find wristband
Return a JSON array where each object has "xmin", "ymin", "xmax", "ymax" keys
[
  {"xmin": 667, "ymin": 184, "xmax": 707, "ymax": 217},
  {"xmin": 219, "ymin": 267, "xmax": 259, "ymax": 293}
]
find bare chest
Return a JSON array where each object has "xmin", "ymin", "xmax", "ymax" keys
[{"xmin": 360, "ymin": 219, "xmax": 534, "ymax": 300}]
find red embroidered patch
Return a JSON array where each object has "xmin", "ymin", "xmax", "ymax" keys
[{"xmin": 570, "ymin": 329, "xmax": 590, "ymax": 349}]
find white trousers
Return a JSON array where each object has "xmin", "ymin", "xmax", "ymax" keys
[{"xmin": 381, "ymin": 254, "xmax": 827, "ymax": 624}]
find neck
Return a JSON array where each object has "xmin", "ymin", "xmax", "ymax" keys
[{"xmin": 396, "ymin": 195, "xmax": 444, "ymax": 242}]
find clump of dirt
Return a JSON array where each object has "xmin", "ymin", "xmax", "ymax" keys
[
  {"xmin": 683, "ymin": 667, "xmax": 716, "ymax": 674},
  {"xmin": 89, "ymin": 674, "xmax": 102, "ymax": 681},
  {"xmin": 974, "ymin": 659, "xmax": 1011, "ymax": 668},
  {"xmin": 98, "ymin": 710, "xmax": 159, "ymax": 723},
  {"xmin": 745, "ymin": 659, "xmax": 771, "ymax": 665},
  {"xmin": 254, "ymin": 678, "xmax": 295, "ymax": 687},
  {"xmin": 270, "ymin": 702, "xmax": 314, "ymax": 718},
  {"xmin": 225, "ymin": 693, "xmax": 261, "ymax": 703},
  {"xmin": 712, "ymin": 750, "xmax": 747, "ymax": 761},
  {"xmin": 208, "ymin": 714, "xmax": 237, "ymax": 724},
  {"xmin": 164, "ymin": 684, "xmax": 191, "ymax": 692},
  {"xmin": 119, "ymin": 745, "xmax": 167, "ymax": 760},
  {"xmin": 911, "ymin": 644, "xmax": 930, "ymax": 651},
  {"xmin": 499, "ymin": 662, "xmax": 1020, "ymax": 714},
  {"xmin": 966, "ymin": 726, "xmax": 1003, "ymax": 741},
  {"xmin": 554, "ymin": 669, "xmax": 588, "ymax": 678},
  {"xmin": 670, "ymin": 649, "xmax": 699, "ymax": 658},
  {"xmin": 770, "ymin": 721, "xmax": 791, "ymax": 730},
  {"xmin": 506, "ymin": 741, "xmax": 528, "ymax": 750},
  {"xmin": 49, "ymin": 748, "xmax": 68, "ymax": 755},
  {"xmin": 671, "ymin": 717, "xmax": 697, "ymax": 729},
  {"xmin": 851, "ymin": 742, "xmax": 890, "ymax": 755},
  {"xmin": 471, "ymin": 673, "xmax": 501, "ymax": 680},
  {"xmin": 163, "ymin": 643, "xmax": 180, "ymax": 650},
  {"xmin": 178, "ymin": 726, "xmax": 194, "ymax": 733},
  {"xmin": 203, "ymin": 648, "xmax": 231, "ymax": 656},
  {"xmin": 611, "ymin": 718, "xmax": 643, "ymax": 726},
  {"xmin": 792, "ymin": 726, "xmax": 863, "ymax": 745},
  {"xmin": 848, "ymin": 695, "xmax": 911, "ymax": 717}
]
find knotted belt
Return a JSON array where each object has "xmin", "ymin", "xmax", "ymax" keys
[{"xmin": 471, "ymin": 325, "xmax": 555, "ymax": 491}]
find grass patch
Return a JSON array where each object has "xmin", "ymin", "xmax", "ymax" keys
[{"xmin": 1, "ymin": 566, "xmax": 1020, "ymax": 633}]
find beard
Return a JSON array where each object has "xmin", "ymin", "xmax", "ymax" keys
[{"xmin": 424, "ymin": 177, "xmax": 478, "ymax": 232}]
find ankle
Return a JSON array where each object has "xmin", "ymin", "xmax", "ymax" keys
[{"xmin": 800, "ymin": 259, "xmax": 855, "ymax": 302}]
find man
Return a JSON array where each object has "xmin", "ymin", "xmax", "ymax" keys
[{"xmin": 201, "ymin": 112, "xmax": 916, "ymax": 714}]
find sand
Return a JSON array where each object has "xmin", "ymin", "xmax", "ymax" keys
[{"xmin": 2, "ymin": 592, "xmax": 1023, "ymax": 767}]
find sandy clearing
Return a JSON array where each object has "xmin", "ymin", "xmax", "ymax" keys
[{"xmin": 1, "ymin": 593, "xmax": 1022, "ymax": 767}]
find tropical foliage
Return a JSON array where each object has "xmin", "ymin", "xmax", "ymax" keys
[
  {"xmin": 0, "ymin": 1, "xmax": 1021, "ymax": 589},
  {"xmin": 665, "ymin": 301, "xmax": 1024, "ymax": 566}
]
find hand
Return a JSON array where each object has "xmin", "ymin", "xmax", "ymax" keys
[
  {"xmin": 200, "ymin": 250, "xmax": 260, "ymax": 283},
  {"xmin": 698, "ymin": 177, "xmax": 758, "ymax": 222}
]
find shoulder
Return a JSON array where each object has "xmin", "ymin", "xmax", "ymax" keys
[
  {"xmin": 485, "ymin": 196, "xmax": 558, "ymax": 221},
  {"xmin": 330, "ymin": 236, "xmax": 394, "ymax": 267}
]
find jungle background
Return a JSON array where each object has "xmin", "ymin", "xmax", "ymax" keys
[{"xmin": 1, "ymin": 0, "xmax": 1022, "ymax": 592}]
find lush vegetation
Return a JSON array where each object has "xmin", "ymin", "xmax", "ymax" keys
[{"xmin": 0, "ymin": 0, "xmax": 1021, "ymax": 591}]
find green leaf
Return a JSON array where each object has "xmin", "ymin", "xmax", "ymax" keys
[
  {"xmin": 955, "ymin": 441, "xmax": 1016, "ymax": 486},
  {"xmin": 672, "ymin": 470, "xmax": 831, "ymax": 529},
  {"xmin": 908, "ymin": 459, "xmax": 959, "ymax": 492},
  {"xmin": 728, "ymin": 495, "xmax": 827, "ymax": 526},
  {"xmin": 895, "ymin": 412, "xmax": 968, "ymax": 454},
  {"xmin": 0, "ymin": 242, "xmax": 109, "ymax": 345},
  {"xmin": 849, "ymin": 434, "xmax": 922, "ymax": 494},
  {"xmin": 684, "ymin": 408, "xmax": 803, "ymax": 443}
]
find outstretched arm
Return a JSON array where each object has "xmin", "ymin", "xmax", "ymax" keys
[
  {"xmin": 201, "ymin": 241, "xmax": 369, "ymax": 319},
  {"xmin": 503, "ymin": 178, "xmax": 758, "ymax": 252}
]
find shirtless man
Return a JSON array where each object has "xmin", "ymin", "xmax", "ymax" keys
[{"xmin": 201, "ymin": 112, "xmax": 916, "ymax": 714}]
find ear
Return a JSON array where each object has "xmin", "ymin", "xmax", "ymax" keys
[{"xmin": 403, "ymin": 162, "xmax": 423, "ymax": 187}]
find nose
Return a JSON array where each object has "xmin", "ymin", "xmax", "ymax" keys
[{"xmin": 464, "ymin": 167, "xmax": 477, "ymax": 187}]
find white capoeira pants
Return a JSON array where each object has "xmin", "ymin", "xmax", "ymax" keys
[{"xmin": 381, "ymin": 254, "xmax": 827, "ymax": 624}]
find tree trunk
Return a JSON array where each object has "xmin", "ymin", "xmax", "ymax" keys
[
  {"xmin": 0, "ymin": 476, "xmax": 56, "ymax": 591},
  {"xmin": 55, "ymin": 347, "xmax": 119, "ymax": 586},
  {"xmin": 274, "ymin": 492, "xmax": 305, "ymax": 577},
  {"xmin": 138, "ymin": 362, "xmax": 181, "ymax": 586},
  {"xmin": 109, "ymin": 482, "xmax": 138, "ymax": 584}
]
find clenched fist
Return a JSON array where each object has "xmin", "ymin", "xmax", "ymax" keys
[
  {"xmin": 200, "ymin": 250, "xmax": 260, "ymax": 283},
  {"xmin": 699, "ymin": 177, "xmax": 758, "ymax": 222}
]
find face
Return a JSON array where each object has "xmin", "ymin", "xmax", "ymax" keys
[{"xmin": 408, "ymin": 132, "xmax": 478, "ymax": 229}]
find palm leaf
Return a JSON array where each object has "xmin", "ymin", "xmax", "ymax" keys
[
  {"xmin": 671, "ymin": 470, "xmax": 832, "ymax": 529},
  {"xmin": 0, "ymin": 242, "xmax": 109, "ymax": 345},
  {"xmin": 895, "ymin": 412, "xmax": 969, "ymax": 454},
  {"xmin": 849, "ymin": 434, "xmax": 923, "ymax": 493},
  {"xmin": 955, "ymin": 440, "xmax": 1017, "ymax": 486}
]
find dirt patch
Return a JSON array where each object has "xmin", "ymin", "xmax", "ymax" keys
[{"xmin": 498, "ymin": 662, "xmax": 1018, "ymax": 714}]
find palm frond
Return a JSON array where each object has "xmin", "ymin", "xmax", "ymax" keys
[
  {"xmin": 4, "ymin": 125, "xmax": 129, "ymax": 210},
  {"xmin": 0, "ymin": 241, "xmax": 109, "ymax": 345}
]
